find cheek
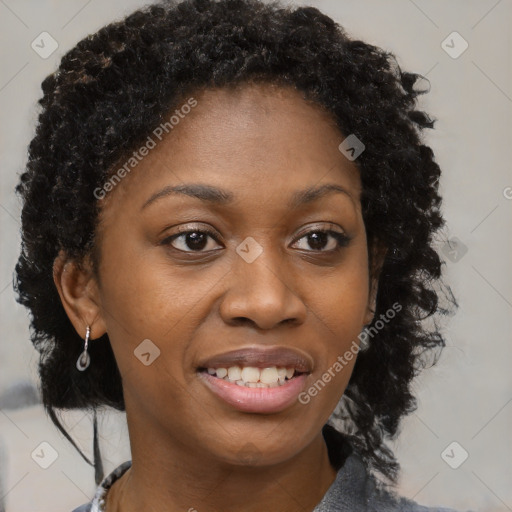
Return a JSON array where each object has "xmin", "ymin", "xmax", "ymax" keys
[
  {"xmin": 96, "ymin": 237, "xmax": 227, "ymax": 379},
  {"xmin": 309, "ymin": 245, "xmax": 370, "ymax": 338},
  {"xmin": 300, "ymin": 249, "xmax": 369, "ymax": 406},
  {"xmin": 98, "ymin": 230, "xmax": 204, "ymax": 325}
]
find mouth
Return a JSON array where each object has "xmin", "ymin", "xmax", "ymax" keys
[
  {"xmin": 197, "ymin": 365, "xmax": 307, "ymax": 388},
  {"xmin": 196, "ymin": 346, "xmax": 313, "ymax": 413}
]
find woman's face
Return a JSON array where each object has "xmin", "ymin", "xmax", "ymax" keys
[{"xmin": 88, "ymin": 83, "xmax": 376, "ymax": 466}]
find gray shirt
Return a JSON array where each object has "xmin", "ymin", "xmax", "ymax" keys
[{"xmin": 71, "ymin": 426, "xmax": 466, "ymax": 512}]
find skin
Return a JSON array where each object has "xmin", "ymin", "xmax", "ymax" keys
[{"xmin": 54, "ymin": 82, "xmax": 383, "ymax": 512}]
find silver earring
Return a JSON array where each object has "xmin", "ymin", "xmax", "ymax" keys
[{"xmin": 76, "ymin": 325, "xmax": 91, "ymax": 371}]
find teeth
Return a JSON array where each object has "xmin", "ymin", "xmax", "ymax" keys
[
  {"xmin": 241, "ymin": 367, "xmax": 260, "ymax": 383},
  {"xmin": 216, "ymin": 368, "xmax": 228, "ymax": 379},
  {"xmin": 277, "ymin": 367, "xmax": 287, "ymax": 378},
  {"xmin": 260, "ymin": 367, "xmax": 278, "ymax": 384},
  {"xmin": 205, "ymin": 365, "xmax": 298, "ymax": 388},
  {"xmin": 227, "ymin": 366, "xmax": 242, "ymax": 381}
]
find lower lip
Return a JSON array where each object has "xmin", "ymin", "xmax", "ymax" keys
[{"xmin": 197, "ymin": 371, "xmax": 309, "ymax": 414}]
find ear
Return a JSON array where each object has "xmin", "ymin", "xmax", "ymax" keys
[
  {"xmin": 363, "ymin": 242, "xmax": 388, "ymax": 326},
  {"xmin": 53, "ymin": 250, "xmax": 107, "ymax": 340}
]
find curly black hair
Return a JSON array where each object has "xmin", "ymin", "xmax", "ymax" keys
[{"xmin": 14, "ymin": 0, "xmax": 455, "ymax": 486}]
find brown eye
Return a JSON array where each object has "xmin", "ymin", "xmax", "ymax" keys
[
  {"xmin": 292, "ymin": 230, "xmax": 350, "ymax": 252},
  {"xmin": 161, "ymin": 229, "xmax": 222, "ymax": 253}
]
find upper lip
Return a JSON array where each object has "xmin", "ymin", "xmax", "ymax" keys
[{"xmin": 197, "ymin": 346, "xmax": 314, "ymax": 373}]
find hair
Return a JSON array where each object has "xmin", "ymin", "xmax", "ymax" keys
[{"xmin": 14, "ymin": 0, "xmax": 456, "ymax": 486}]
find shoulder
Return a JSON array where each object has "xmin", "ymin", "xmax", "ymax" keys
[
  {"xmin": 359, "ymin": 458, "xmax": 469, "ymax": 512},
  {"xmin": 316, "ymin": 449, "xmax": 468, "ymax": 512},
  {"xmin": 70, "ymin": 460, "xmax": 132, "ymax": 512},
  {"xmin": 319, "ymin": 426, "xmax": 470, "ymax": 512},
  {"xmin": 70, "ymin": 505, "xmax": 91, "ymax": 512},
  {"xmin": 363, "ymin": 473, "xmax": 461, "ymax": 512}
]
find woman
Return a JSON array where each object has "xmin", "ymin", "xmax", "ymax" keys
[{"xmin": 14, "ymin": 0, "xmax": 462, "ymax": 510}]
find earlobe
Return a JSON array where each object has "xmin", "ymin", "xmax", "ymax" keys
[{"xmin": 52, "ymin": 250, "xmax": 107, "ymax": 340}]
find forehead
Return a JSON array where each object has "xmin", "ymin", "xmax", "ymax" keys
[{"xmin": 99, "ymin": 82, "xmax": 361, "ymax": 213}]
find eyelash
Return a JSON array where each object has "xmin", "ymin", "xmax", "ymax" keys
[{"xmin": 160, "ymin": 226, "xmax": 351, "ymax": 254}]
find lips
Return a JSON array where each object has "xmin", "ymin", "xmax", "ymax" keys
[
  {"xmin": 196, "ymin": 346, "xmax": 314, "ymax": 413},
  {"xmin": 197, "ymin": 346, "xmax": 314, "ymax": 373}
]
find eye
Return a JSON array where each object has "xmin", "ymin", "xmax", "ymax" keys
[
  {"xmin": 292, "ymin": 228, "xmax": 350, "ymax": 253},
  {"xmin": 161, "ymin": 228, "xmax": 222, "ymax": 253},
  {"xmin": 160, "ymin": 225, "xmax": 351, "ymax": 254}
]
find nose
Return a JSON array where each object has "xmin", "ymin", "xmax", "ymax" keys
[{"xmin": 219, "ymin": 246, "xmax": 308, "ymax": 330}]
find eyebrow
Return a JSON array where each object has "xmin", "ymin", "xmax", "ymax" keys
[{"xmin": 141, "ymin": 182, "xmax": 352, "ymax": 210}]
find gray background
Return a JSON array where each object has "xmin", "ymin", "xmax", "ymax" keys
[{"xmin": 0, "ymin": 0, "xmax": 511, "ymax": 511}]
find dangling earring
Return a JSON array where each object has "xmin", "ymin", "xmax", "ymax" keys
[{"xmin": 76, "ymin": 325, "xmax": 91, "ymax": 371}]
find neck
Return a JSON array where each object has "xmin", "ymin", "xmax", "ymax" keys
[{"xmin": 107, "ymin": 413, "xmax": 338, "ymax": 512}]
